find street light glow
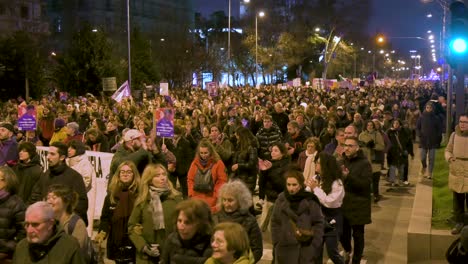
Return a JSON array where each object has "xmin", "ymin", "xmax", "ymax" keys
[
  {"xmin": 258, "ymin": 11, "xmax": 265, "ymax": 17},
  {"xmin": 315, "ymin": 27, "xmax": 320, "ymax": 32}
]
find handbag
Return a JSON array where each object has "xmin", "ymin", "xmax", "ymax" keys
[
  {"xmin": 289, "ymin": 219, "xmax": 314, "ymax": 243},
  {"xmin": 193, "ymin": 164, "xmax": 215, "ymax": 193}
]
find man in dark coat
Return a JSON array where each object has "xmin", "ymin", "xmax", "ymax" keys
[
  {"xmin": 30, "ymin": 142, "xmax": 89, "ymax": 225},
  {"xmin": 341, "ymin": 136, "xmax": 372, "ymax": 264},
  {"xmin": 416, "ymin": 102, "xmax": 443, "ymax": 179},
  {"xmin": 13, "ymin": 202, "xmax": 85, "ymax": 263}
]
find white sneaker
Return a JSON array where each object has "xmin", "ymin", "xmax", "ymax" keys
[{"xmin": 402, "ymin": 181, "xmax": 409, "ymax": 186}]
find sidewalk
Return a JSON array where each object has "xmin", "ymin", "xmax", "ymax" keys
[{"xmin": 258, "ymin": 150, "xmax": 422, "ymax": 264}]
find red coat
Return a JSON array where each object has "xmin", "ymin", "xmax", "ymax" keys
[{"xmin": 187, "ymin": 157, "xmax": 227, "ymax": 212}]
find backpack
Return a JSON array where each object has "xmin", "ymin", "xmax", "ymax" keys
[
  {"xmin": 68, "ymin": 214, "xmax": 99, "ymax": 264},
  {"xmin": 193, "ymin": 164, "xmax": 214, "ymax": 193},
  {"xmin": 446, "ymin": 237, "xmax": 468, "ymax": 263}
]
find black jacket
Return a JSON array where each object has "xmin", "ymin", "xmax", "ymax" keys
[
  {"xmin": 161, "ymin": 232, "xmax": 212, "ymax": 264},
  {"xmin": 341, "ymin": 150, "xmax": 372, "ymax": 225},
  {"xmin": 166, "ymin": 136, "xmax": 196, "ymax": 176},
  {"xmin": 31, "ymin": 163, "xmax": 89, "ymax": 225},
  {"xmin": 386, "ymin": 127, "xmax": 413, "ymax": 166},
  {"xmin": 213, "ymin": 209, "xmax": 263, "ymax": 263},
  {"xmin": 13, "ymin": 155, "xmax": 43, "ymax": 204},
  {"xmin": 263, "ymin": 157, "xmax": 291, "ymax": 202},
  {"xmin": 232, "ymin": 146, "xmax": 258, "ymax": 193},
  {"xmin": 0, "ymin": 193, "xmax": 25, "ymax": 256}
]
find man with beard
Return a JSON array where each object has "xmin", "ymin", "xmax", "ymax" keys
[
  {"xmin": 0, "ymin": 122, "xmax": 18, "ymax": 167},
  {"xmin": 340, "ymin": 136, "xmax": 372, "ymax": 264},
  {"xmin": 284, "ymin": 121, "xmax": 307, "ymax": 162},
  {"xmin": 30, "ymin": 142, "xmax": 88, "ymax": 225},
  {"xmin": 13, "ymin": 202, "xmax": 85, "ymax": 263}
]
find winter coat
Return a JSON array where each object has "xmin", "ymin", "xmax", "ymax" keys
[
  {"xmin": 386, "ymin": 127, "xmax": 414, "ymax": 166},
  {"xmin": 13, "ymin": 155, "xmax": 43, "ymax": 204},
  {"xmin": 0, "ymin": 193, "xmax": 25, "ymax": 257},
  {"xmin": 86, "ymin": 134, "xmax": 110, "ymax": 153},
  {"xmin": 99, "ymin": 189, "xmax": 137, "ymax": 260},
  {"xmin": 416, "ymin": 111, "xmax": 443, "ymax": 149},
  {"xmin": 161, "ymin": 231, "xmax": 212, "ymax": 264},
  {"xmin": 256, "ymin": 126, "xmax": 283, "ymax": 160},
  {"xmin": 30, "ymin": 163, "xmax": 89, "ymax": 225},
  {"xmin": 110, "ymin": 146, "xmax": 165, "ymax": 179},
  {"xmin": 271, "ymin": 191, "xmax": 324, "ymax": 264},
  {"xmin": 166, "ymin": 136, "xmax": 196, "ymax": 177},
  {"xmin": 13, "ymin": 226, "xmax": 85, "ymax": 264},
  {"xmin": 262, "ymin": 157, "xmax": 291, "ymax": 202},
  {"xmin": 445, "ymin": 126, "xmax": 468, "ymax": 193},
  {"xmin": 38, "ymin": 115, "xmax": 55, "ymax": 141},
  {"xmin": 231, "ymin": 146, "xmax": 258, "ymax": 193},
  {"xmin": 0, "ymin": 138, "xmax": 18, "ymax": 167},
  {"xmin": 49, "ymin": 127, "xmax": 68, "ymax": 145},
  {"xmin": 213, "ymin": 209, "xmax": 263, "ymax": 263},
  {"xmin": 359, "ymin": 130, "xmax": 385, "ymax": 172},
  {"xmin": 67, "ymin": 154, "xmax": 95, "ymax": 192},
  {"xmin": 272, "ymin": 111, "xmax": 290, "ymax": 135},
  {"xmin": 187, "ymin": 157, "xmax": 228, "ymax": 212},
  {"xmin": 128, "ymin": 192, "xmax": 182, "ymax": 264},
  {"xmin": 341, "ymin": 150, "xmax": 372, "ymax": 225}
]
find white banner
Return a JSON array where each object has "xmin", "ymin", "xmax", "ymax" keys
[{"xmin": 36, "ymin": 147, "xmax": 113, "ymax": 221}]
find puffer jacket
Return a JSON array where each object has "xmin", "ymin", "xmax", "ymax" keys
[
  {"xmin": 256, "ymin": 126, "xmax": 283, "ymax": 160},
  {"xmin": 0, "ymin": 193, "xmax": 25, "ymax": 257}
]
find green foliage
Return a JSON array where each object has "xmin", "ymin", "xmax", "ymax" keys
[
  {"xmin": 52, "ymin": 23, "xmax": 117, "ymax": 95},
  {"xmin": 0, "ymin": 31, "xmax": 49, "ymax": 100},
  {"xmin": 432, "ymin": 148, "xmax": 452, "ymax": 230}
]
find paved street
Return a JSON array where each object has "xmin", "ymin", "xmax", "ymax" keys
[{"xmin": 257, "ymin": 149, "xmax": 422, "ymax": 264}]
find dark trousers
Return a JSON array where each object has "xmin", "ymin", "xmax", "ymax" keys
[
  {"xmin": 453, "ymin": 192, "xmax": 468, "ymax": 223},
  {"xmin": 372, "ymin": 172, "xmax": 381, "ymax": 196},
  {"xmin": 319, "ymin": 233, "xmax": 345, "ymax": 264},
  {"xmin": 340, "ymin": 217, "xmax": 365, "ymax": 264},
  {"xmin": 169, "ymin": 172, "xmax": 188, "ymax": 198},
  {"xmin": 402, "ymin": 158, "xmax": 409, "ymax": 182}
]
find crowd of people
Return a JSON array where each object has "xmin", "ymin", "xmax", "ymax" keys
[{"xmin": 0, "ymin": 80, "xmax": 465, "ymax": 264}]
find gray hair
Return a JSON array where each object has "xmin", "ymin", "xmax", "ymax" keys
[
  {"xmin": 26, "ymin": 201, "xmax": 55, "ymax": 220},
  {"xmin": 217, "ymin": 180, "xmax": 253, "ymax": 211}
]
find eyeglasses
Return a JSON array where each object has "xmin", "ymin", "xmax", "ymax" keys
[
  {"xmin": 344, "ymin": 144, "xmax": 358, "ymax": 148},
  {"xmin": 120, "ymin": 170, "xmax": 133, "ymax": 175},
  {"xmin": 24, "ymin": 220, "xmax": 49, "ymax": 229}
]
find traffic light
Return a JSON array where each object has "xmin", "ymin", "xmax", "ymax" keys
[{"xmin": 449, "ymin": 0, "xmax": 468, "ymax": 65}]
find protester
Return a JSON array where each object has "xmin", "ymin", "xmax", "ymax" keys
[
  {"xmin": 13, "ymin": 201, "xmax": 85, "ymax": 263},
  {"xmin": 49, "ymin": 118, "xmax": 68, "ymax": 144},
  {"xmin": 387, "ymin": 119, "xmax": 414, "ymax": 187},
  {"xmin": 161, "ymin": 199, "xmax": 213, "ymax": 263},
  {"xmin": 64, "ymin": 122, "xmax": 83, "ymax": 144},
  {"xmin": 0, "ymin": 167, "xmax": 26, "ymax": 262},
  {"xmin": 0, "ymin": 122, "xmax": 18, "ymax": 167},
  {"xmin": 297, "ymin": 137, "xmax": 321, "ymax": 181},
  {"xmin": 85, "ymin": 128, "xmax": 110, "ymax": 152},
  {"xmin": 128, "ymin": 163, "xmax": 182, "ymax": 263},
  {"xmin": 95, "ymin": 161, "xmax": 140, "ymax": 263},
  {"xmin": 187, "ymin": 139, "xmax": 228, "ymax": 212},
  {"xmin": 445, "ymin": 113, "xmax": 468, "ymax": 235},
  {"xmin": 271, "ymin": 168, "xmax": 324, "ymax": 263},
  {"xmin": 231, "ymin": 127, "xmax": 259, "ymax": 194},
  {"xmin": 204, "ymin": 222, "xmax": 255, "ymax": 264},
  {"xmin": 13, "ymin": 142, "xmax": 43, "ymax": 204},
  {"xmin": 213, "ymin": 180, "xmax": 263, "ymax": 263}
]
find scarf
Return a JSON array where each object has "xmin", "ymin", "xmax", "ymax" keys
[
  {"xmin": 303, "ymin": 151, "xmax": 316, "ymax": 181},
  {"xmin": 149, "ymin": 186, "xmax": 170, "ymax": 230},
  {"xmin": 111, "ymin": 189, "xmax": 135, "ymax": 245},
  {"xmin": 0, "ymin": 189, "xmax": 9, "ymax": 200}
]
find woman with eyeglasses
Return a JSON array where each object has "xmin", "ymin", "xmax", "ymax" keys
[
  {"xmin": 94, "ymin": 161, "xmax": 140, "ymax": 263},
  {"xmin": 128, "ymin": 163, "xmax": 182, "ymax": 264},
  {"xmin": 0, "ymin": 167, "xmax": 25, "ymax": 262},
  {"xmin": 46, "ymin": 184, "xmax": 88, "ymax": 250}
]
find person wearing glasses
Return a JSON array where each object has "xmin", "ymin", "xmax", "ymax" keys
[
  {"xmin": 340, "ymin": 136, "xmax": 372, "ymax": 264},
  {"xmin": 95, "ymin": 161, "xmax": 141, "ymax": 263},
  {"xmin": 445, "ymin": 113, "xmax": 468, "ymax": 235},
  {"xmin": 13, "ymin": 201, "xmax": 85, "ymax": 263}
]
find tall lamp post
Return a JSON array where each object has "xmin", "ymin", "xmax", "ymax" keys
[
  {"xmin": 255, "ymin": 11, "xmax": 265, "ymax": 86},
  {"xmin": 228, "ymin": 0, "xmax": 231, "ymax": 86},
  {"xmin": 127, "ymin": 0, "xmax": 132, "ymax": 92}
]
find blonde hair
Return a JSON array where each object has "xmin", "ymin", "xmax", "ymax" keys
[
  {"xmin": 108, "ymin": 161, "xmax": 140, "ymax": 204},
  {"xmin": 134, "ymin": 163, "xmax": 179, "ymax": 207}
]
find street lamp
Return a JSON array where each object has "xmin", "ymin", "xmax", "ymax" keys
[{"xmin": 255, "ymin": 11, "xmax": 265, "ymax": 86}]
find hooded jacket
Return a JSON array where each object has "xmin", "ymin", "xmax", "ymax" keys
[{"xmin": 13, "ymin": 155, "xmax": 43, "ymax": 204}]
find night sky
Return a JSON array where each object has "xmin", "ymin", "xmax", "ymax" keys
[{"xmin": 193, "ymin": 0, "xmax": 443, "ymax": 54}]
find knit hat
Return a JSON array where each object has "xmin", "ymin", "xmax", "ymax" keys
[
  {"xmin": 0, "ymin": 122, "xmax": 15, "ymax": 133},
  {"xmin": 18, "ymin": 142, "xmax": 36, "ymax": 158},
  {"xmin": 55, "ymin": 119, "xmax": 66, "ymax": 129}
]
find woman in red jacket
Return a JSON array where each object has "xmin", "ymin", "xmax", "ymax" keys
[{"xmin": 187, "ymin": 139, "xmax": 228, "ymax": 212}]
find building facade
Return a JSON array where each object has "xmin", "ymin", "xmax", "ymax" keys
[{"xmin": 0, "ymin": 0, "xmax": 48, "ymax": 35}]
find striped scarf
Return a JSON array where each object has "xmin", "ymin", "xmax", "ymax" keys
[{"xmin": 149, "ymin": 186, "xmax": 170, "ymax": 230}]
